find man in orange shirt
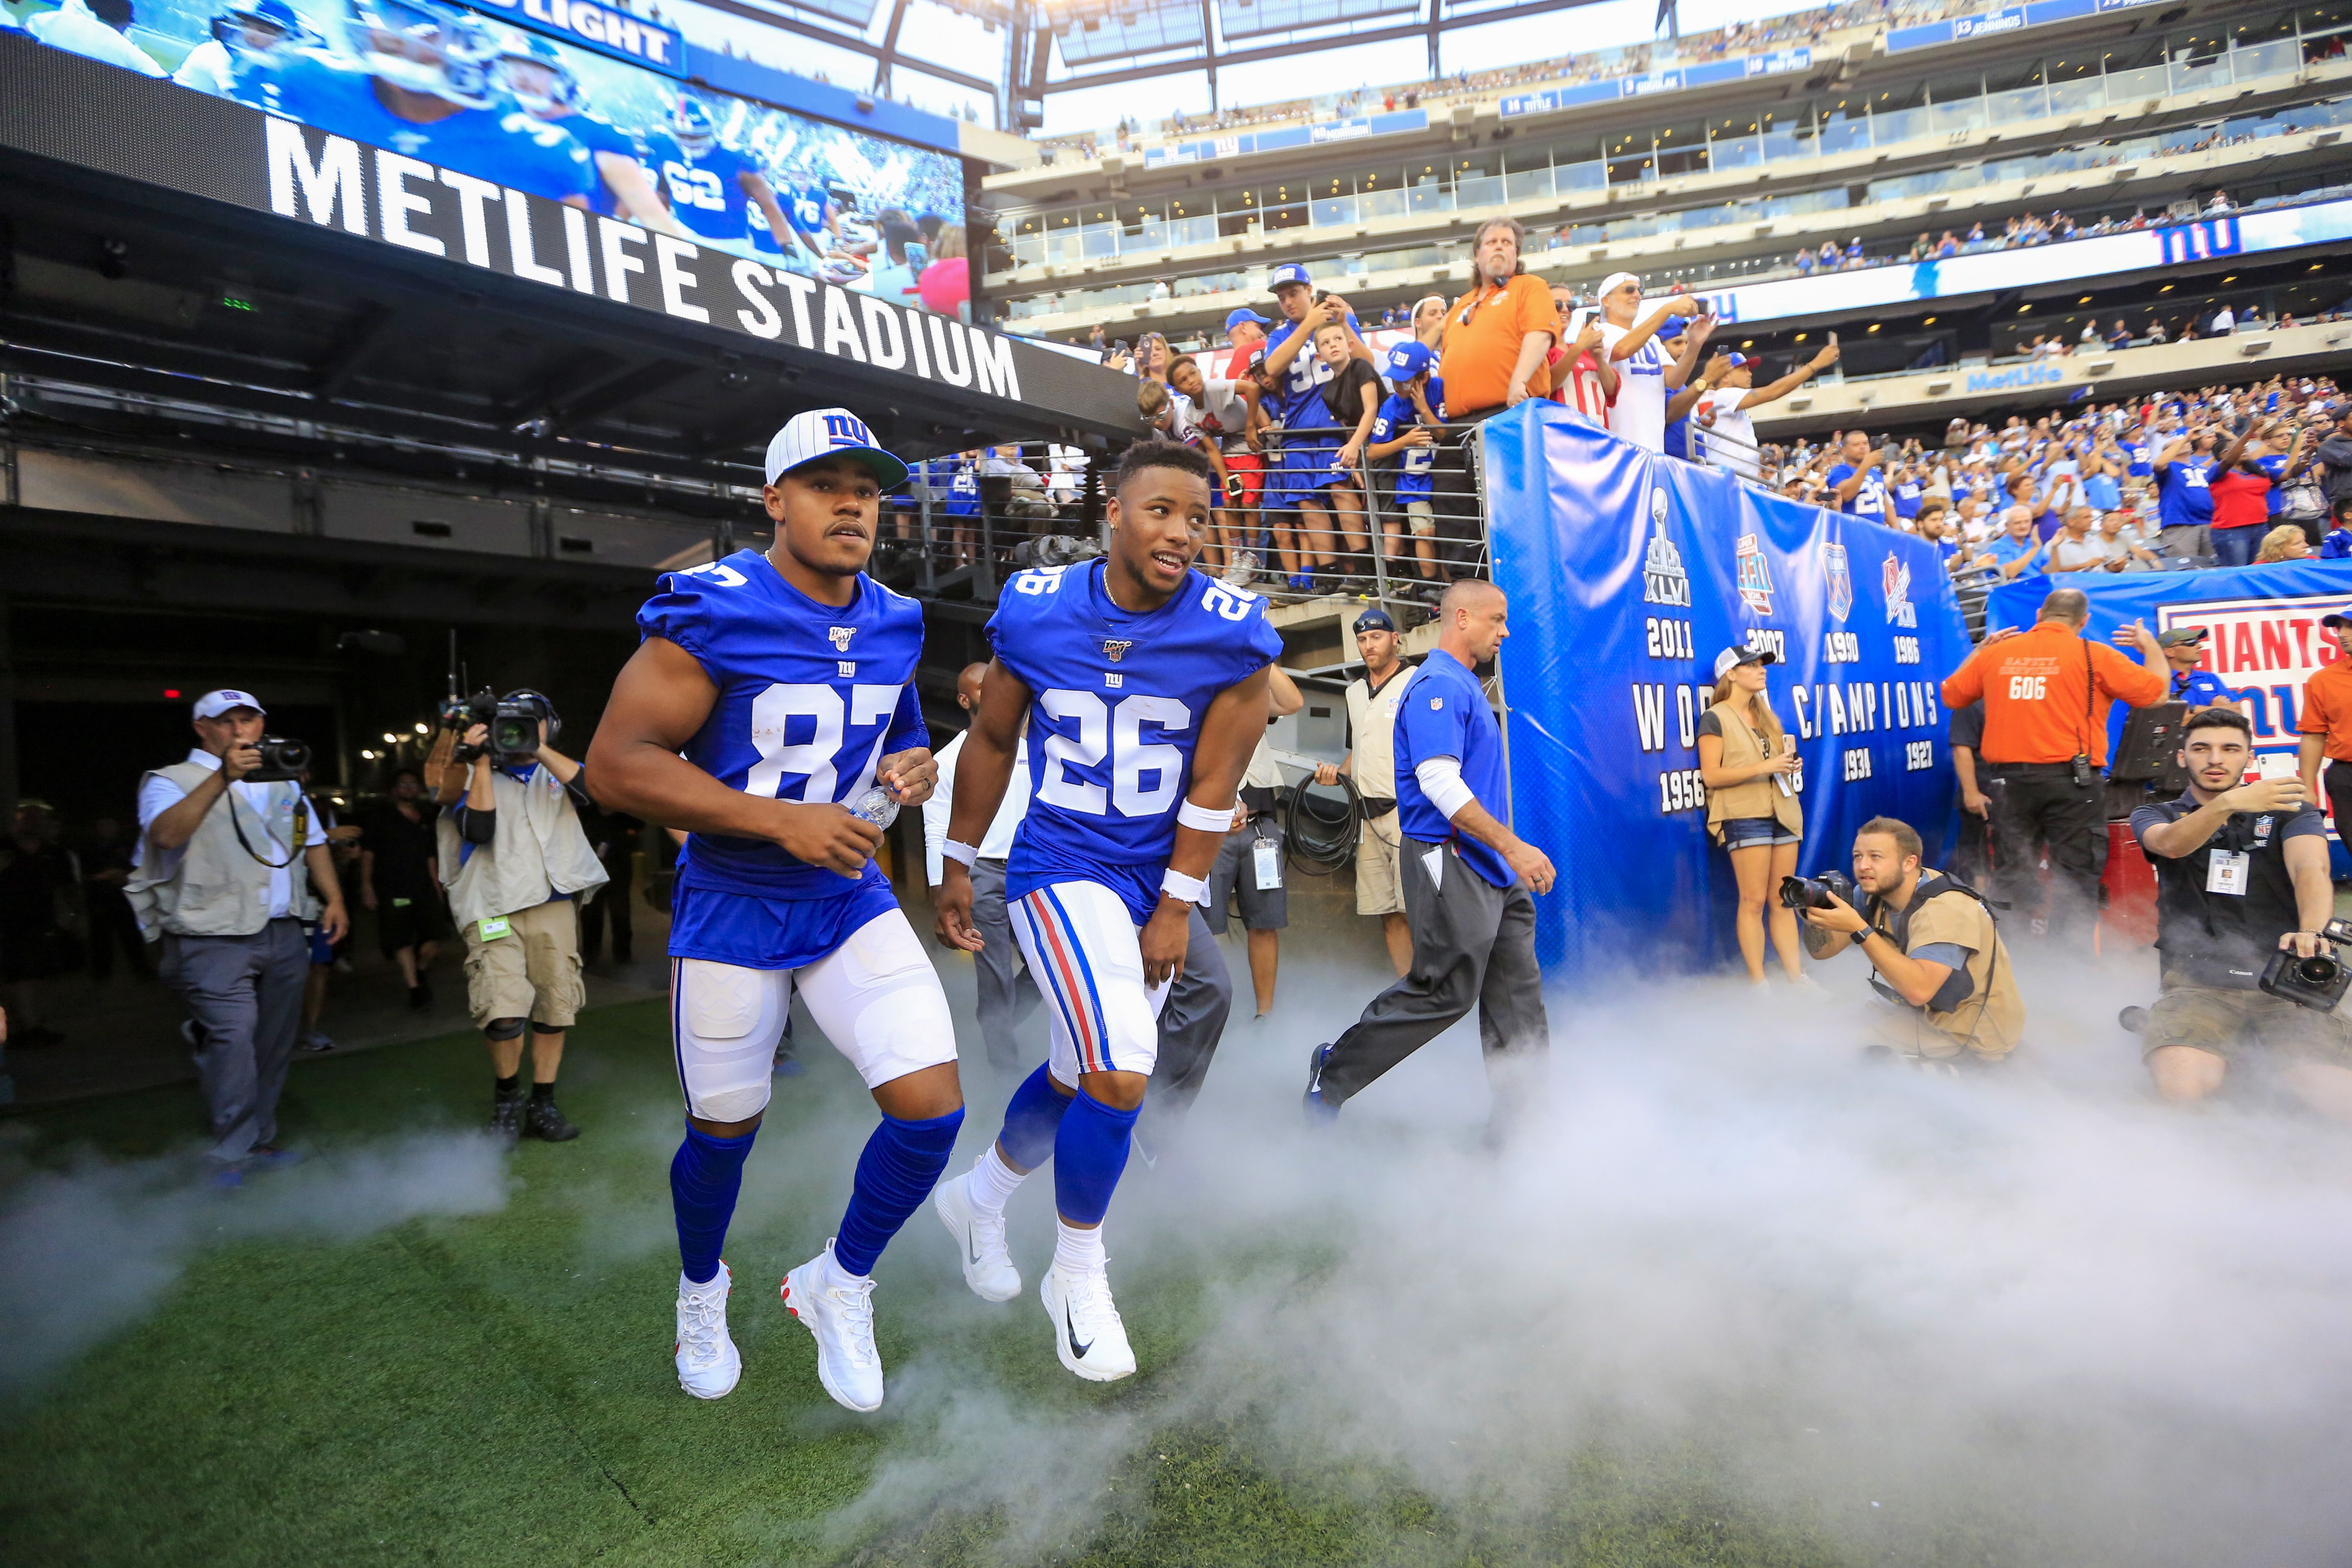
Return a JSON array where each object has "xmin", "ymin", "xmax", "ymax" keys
[
  {"xmin": 2295, "ymin": 610, "xmax": 2352, "ymax": 832},
  {"xmin": 1428, "ymin": 216, "xmax": 1555, "ymax": 579},
  {"xmin": 1940, "ymin": 586, "xmax": 2167, "ymax": 933}
]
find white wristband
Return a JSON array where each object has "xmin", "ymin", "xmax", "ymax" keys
[
  {"xmin": 941, "ymin": 839, "xmax": 978, "ymax": 870},
  {"xmin": 1161, "ymin": 868, "xmax": 1207, "ymax": 906},
  {"xmin": 1176, "ymin": 797, "xmax": 1232, "ymax": 833}
]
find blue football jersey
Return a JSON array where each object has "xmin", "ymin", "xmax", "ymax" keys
[
  {"xmin": 270, "ymin": 56, "xmax": 592, "ymax": 206},
  {"xmin": 1261, "ymin": 316, "xmax": 1358, "ymax": 434},
  {"xmin": 644, "ymin": 130, "xmax": 758, "ymax": 244},
  {"xmin": 637, "ymin": 549, "xmax": 927, "ymax": 902},
  {"xmin": 550, "ymin": 111, "xmax": 645, "ymax": 218},
  {"xmin": 1370, "ymin": 391, "xmax": 1437, "ymax": 498},
  {"xmin": 782, "ymin": 182, "xmax": 831, "ymax": 237},
  {"xmin": 991, "ymin": 559, "xmax": 1283, "ymax": 922}
]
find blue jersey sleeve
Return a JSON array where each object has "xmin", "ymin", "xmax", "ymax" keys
[
  {"xmin": 883, "ymin": 683, "xmax": 928, "ymax": 753},
  {"xmin": 637, "ymin": 568, "xmax": 728, "ymax": 667}
]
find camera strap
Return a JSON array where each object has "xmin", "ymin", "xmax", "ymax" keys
[{"xmin": 226, "ymin": 783, "xmax": 308, "ymax": 871}]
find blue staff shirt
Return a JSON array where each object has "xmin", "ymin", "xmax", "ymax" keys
[{"xmin": 1394, "ymin": 648, "xmax": 1513, "ymax": 890}]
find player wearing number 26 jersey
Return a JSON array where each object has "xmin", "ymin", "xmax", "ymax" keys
[
  {"xmin": 930, "ymin": 441, "xmax": 1280, "ymax": 1386},
  {"xmin": 590, "ymin": 408, "xmax": 963, "ymax": 1419}
]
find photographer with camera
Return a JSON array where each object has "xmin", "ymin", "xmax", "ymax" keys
[
  {"xmin": 2129, "ymin": 706, "xmax": 2352, "ymax": 1115},
  {"xmin": 433, "ymin": 689, "xmax": 606, "ymax": 1144},
  {"xmin": 1797, "ymin": 817, "xmax": 2023, "ymax": 1067},
  {"xmin": 128, "ymin": 690, "xmax": 347, "ymax": 1183}
]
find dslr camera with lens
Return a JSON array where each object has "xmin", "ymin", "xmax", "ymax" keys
[
  {"xmin": 2258, "ymin": 917, "xmax": 2352, "ymax": 1013},
  {"xmin": 445, "ymin": 687, "xmax": 557, "ymax": 768},
  {"xmin": 1779, "ymin": 869, "xmax": 1857, "ymax": 911},
  {"xmin": 241, "ymin": 735, "xmax": 312, "ymax": 783}
]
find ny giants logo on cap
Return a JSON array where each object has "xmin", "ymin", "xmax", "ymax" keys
[{"xmin": 822, "ymin": 412, "xmax": 873, "ymax": 449}]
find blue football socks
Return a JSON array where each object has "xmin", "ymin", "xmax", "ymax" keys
[
  {"xmin": 1052, "ymin": 1086, "xmax": 1140, "ymax": 1227},
  {"xmin": 834, "ymin": 1108, "xmax": 966, "ymax": 1278},
  {"xmin": 670, "ymin": 1123, "xmax": 757, "ymax": 1285},
  {"xmin": 999, "ymin": 1062, "xmax": 1075, "ymax": 1170}
]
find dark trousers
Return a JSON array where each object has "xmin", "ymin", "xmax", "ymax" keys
[
  {"xmin": 1950, "ymin": 803, "xmax": 1991, "ymax": 890},
  {"xmin": 1983, "ymin": 762, "xmax": 2103, "ymax": 932},
  {"xmin": 581, "ymin": 855, "xmax": 633, "ymax": 963},
  {"xmin": 161, "ymin": 918, "xmax": 309, "ymax": 1164},
  {"xmin": 970, "ymin": 858, "xmax": 1040, "ymax": 1072},
  {"xmin": 2326, "ymin": 763, "xmax": 2352, "ymax": 852},
  {"xmin": 1140, "ymin": 906, "xmax": 1235, "ymax": 1148},
  {"xmin": 87, "ymin": 887, "xmax": 150, "ymax": 980},
  {"xmin": 1319, "ymin": 840, "xmax": 1548, "ymax": 1115}
]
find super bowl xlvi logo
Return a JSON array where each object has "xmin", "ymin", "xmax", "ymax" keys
[
  {"xmin": 1882, "ymin": 554, "xmax": 1917, "ymax": 629},
  {"xmin": 1102, "ymin": 639, "xmax": 1134, "ymax": 663},
  {"xmin": 1643, "ymin": 530, "xmax": 1691, "ymax": 608},
  {"xmin": 1734, "ymin": 533, "xmax": 1774, "ymax": 616},
  {"xmin": 828, "ymin": 626, "xmax": 857, "ymax": 651},
  {"xmin": 1822, "ymin": 542, "xmax": 1853, "ymax": 625}
]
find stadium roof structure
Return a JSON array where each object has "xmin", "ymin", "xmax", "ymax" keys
[
  {"xmin": 1029, "ymin": 0, "xmax": 1624, "ymax": 94},
  {"xmin": 0, "ymin": 38, "xmax": 1137, "ymax": 513}
]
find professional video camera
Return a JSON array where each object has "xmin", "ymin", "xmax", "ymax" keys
[
  {"xmin": 241, "ymin": 735, "xmax": 312, "ymax": 783},
  {"xmin": 1778, "ymin": 869, "xmax": 1857, "ymax": 911},
  {"xmin": 442, "ymin": 686, "xmax": 554, "ymax": 768},
  {"xmin": 2258, "ymin": 917, "xmax": 2352, "ymax": 1013}
]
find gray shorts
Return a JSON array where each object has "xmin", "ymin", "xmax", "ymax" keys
[{"xmin": 1205, "ymin": 820, "xmax": 1288, "ymax": 933}]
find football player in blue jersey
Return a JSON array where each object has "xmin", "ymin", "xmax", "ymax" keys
[
  {"xmin": 749, "ymin": 149, "xmax": 845, "ymax": 270},
  {"xmin": 585, "ymin": 408, "xmax": 959, "ymax": 1416},
  {"xmin": 170, "ymin": 0, "xmax": 319, "ymax": 109},
  {"xmin": 268, "ymin": 0, "xmax": 594, "ymax": 208},
  {"xmin": 929, "ymin": 441, "xmax": 1282, "ymax": 1383},
  {"xmin": 644, "ymin": 94, "xmax": 794, "ymax": 260},
  {"xmin": 490, "ymin": 30, "xmax": 685, "ymax": 235}
]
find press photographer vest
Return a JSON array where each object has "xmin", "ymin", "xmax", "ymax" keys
[
  {"xmin": 1863, "ymin": 870, "xmax": 2024, "ymax": 1058},
  {"xmin": 437, "ymin": 766, "xmax": 606, "ymax": 930},
  {"xmin": 125, "ymin": 762, "xmax": 320, "ymax": 938},
  {"xmin": 2140, "ymin": 796, "xmax": 2306, "ymax": 989},
  {"xmin": 1703, "ymin": 700, "xmax": 1804, "ymax": 844}
]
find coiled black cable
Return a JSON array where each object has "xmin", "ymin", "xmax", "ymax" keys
[{"xmin": 1284, "ymin": 772, "xmax": 1363, "ymax": 877}]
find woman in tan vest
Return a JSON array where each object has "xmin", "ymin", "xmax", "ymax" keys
[{"xmin": 1698, "ymin": 645, "xmax": 1807, "ymax": 985}]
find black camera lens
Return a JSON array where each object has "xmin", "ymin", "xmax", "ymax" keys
[{"xmin": 2296, "ymin": 956, "xmax": 2341, "ymax": 986}]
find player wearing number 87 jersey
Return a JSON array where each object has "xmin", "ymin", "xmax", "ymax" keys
[
  {"xmin": 586, "ymin": 407, "xmax": 963, "ymax": 1416},
  {"xmin": 931, "ymin": 441, "xmax": 1281, "ymax": 1383}
]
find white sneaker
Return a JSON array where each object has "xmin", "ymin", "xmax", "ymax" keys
[
  {"xmin": 1223, "ymin": 550, "xmax": 1258, "ymax": 587},
  {"xmin": 934, "ymin": 1173, "xmax": 1022, "ymax": 1303},
  {"xmin": 780, "ymin": 1239, "xmax": 884, "ymax": 1412},
  {"xmin": 1040, "ymin": 1263, "xmax": 1137, "ymax": 1383},
  {"xmin": 674, "ymin": 1262, "xmax": 742, "ymax": 1401}
]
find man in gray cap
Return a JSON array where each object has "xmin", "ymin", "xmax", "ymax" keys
[{"xmin": 130, "ymin": 690, "xmax": 349, "ymax": 1186}]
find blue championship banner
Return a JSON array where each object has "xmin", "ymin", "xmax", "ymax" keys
[
  {"xmin": 1481, "ymin": 405, "xmax": 1972, "ymax": 981},
  {"xmin": 1986, "ymin": 561, "xmax": 2352, "ymax": 866}
]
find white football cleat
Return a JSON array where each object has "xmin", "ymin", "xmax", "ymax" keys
[
  {"xmin": 781, "ymin": 1239, "xmax": 884, "ymax": 1412},
  {"xmin": 1041, "ymin": 1263, "xmax": 1137, "ymax": 1383},
  {"xmin": 675, "ymin": 1263, "xmax": 742, "ymax": 1401},
  {"xmin": 934, "ymin": 1172, "xmax": 1022, "ymax": 1303}
]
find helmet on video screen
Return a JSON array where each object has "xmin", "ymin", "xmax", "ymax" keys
[
  {"xmin": 492, "ymin": 28, "xmax": 579, "ymax": 115},
  {"xmin": 345, "ymin": 0, "xmax": 496, "ymax": 107},
  {"xmin": 211, "ymin": 0, "xmax": 316, "ymax": 61},
  {"xmin": 668, "ymin": 95, "xmax": 717, "ymax": 155}
]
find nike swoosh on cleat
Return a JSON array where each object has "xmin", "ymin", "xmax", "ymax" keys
[
  {"xmin": 1064, "ymin": 1301, "xmax": 1093, "ymax": 1359},
  {"xmin": 969, "ymin": 1234, "xmax": 983, "ymax": 1265}
]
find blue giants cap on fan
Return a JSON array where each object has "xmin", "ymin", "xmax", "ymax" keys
[
  {"xmin": 1723, "ymin": 351, "xmax": 1750, "ymax": 368},
  {"xmin": 764, "ymin": 408, "xmax": 909, "ymax": 490},
  {"xmin": 1267, "ymin": 262, "xmax": 1314, "ymax": 294},
  {"xmin": 1224, "ymin": 307, "xmax": 1271, "ymax": 330},
  {"xmin": 1658, "ymin": 315, "xmax": 1691, "ymax": 341},
  {"xmin": 1385, "ymin": 341, "xmax": 1435, "ymax": 381}
]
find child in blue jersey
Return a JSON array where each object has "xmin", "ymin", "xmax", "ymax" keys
[
  {"xmin": 1366, "ymin": 340, "xmax": 1445, "ymax": 599},
  {"xmin": 1254, "ymin": 264, "xmax": 1373, "ymax": 595},
  {"xmin": 586, "ymin": 408, "xmax": 960, "ymax": 1416},
  {"xmin": 270, "ymin": 0, "xmax": 594, "ymax": 208},
  {"xmin": 930, "ymin": 441, "xmax": 1280, "ymax": 1383},
  {"xmin": 2151, "ymin": 429, "xmax": 2216, "ymax": 556}
]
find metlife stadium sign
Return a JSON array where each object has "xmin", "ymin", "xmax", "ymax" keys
[{"xmin": 1679, "ymin": 203, "xmax": 2352, "ymax": 327}]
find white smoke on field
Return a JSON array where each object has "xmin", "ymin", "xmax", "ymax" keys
[
  {"xmin": 807, "ymin": 930, "xmax": 2352, "ymax": 1566},
  {"xmin": 0, "ymin": 1130, "xmax": 509, "ymax": 1394}
]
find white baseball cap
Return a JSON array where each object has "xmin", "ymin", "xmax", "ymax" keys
[
  {"xmin": 193, "ymin": 689, "xmax": 265, "ymax": 719},
  {"xmin": 763, "ymin": 407, "xmax": 909, "ymax": 490},
  {"xmin": 1597, "ymin": 270, "xmax": 1642, "ymax": 299}
]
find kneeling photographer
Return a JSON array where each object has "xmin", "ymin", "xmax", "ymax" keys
[
  {"xmin": 1795, "ymin": 816, "xmax": 2023, "ymax": 1067},
  {"xmin": 2128, "ymin": 706, "xmax": 2352, "ymax": 1116},
  {"xmin": 129, "ymin": 690, "xmax": 348, "ymax": 1183},
  {"xmin": 434, "ymin": 689, "xmax": 606, "ymax": 1144}
]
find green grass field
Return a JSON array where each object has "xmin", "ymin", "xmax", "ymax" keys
[{"xmin": 0, "ymin": 996, "xmax": 1903, "ymax": 1568}]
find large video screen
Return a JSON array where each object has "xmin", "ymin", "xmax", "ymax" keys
[{"xmin": 0, "ymin": 0, "xmax": 974, "ymax": 318}]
